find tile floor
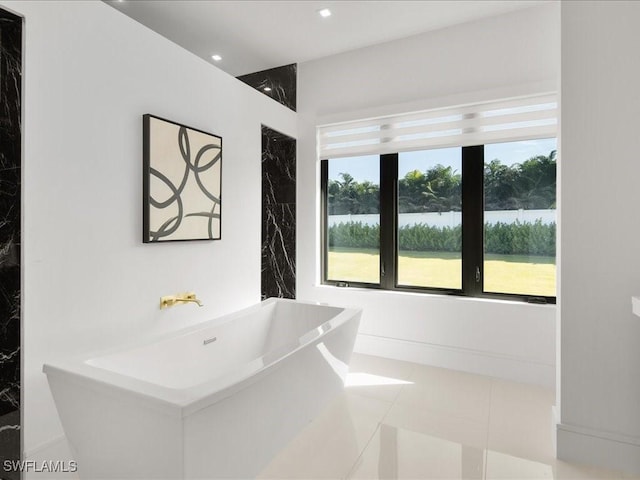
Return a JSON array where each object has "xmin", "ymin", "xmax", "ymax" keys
[{"xmin": 258, "ymin": 353, "xmax": 634, "ymax": 480}]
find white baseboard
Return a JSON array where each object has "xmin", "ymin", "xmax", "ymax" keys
[
  {"xmin": 557, "ymin": 423, "xmax": 640, "ymax": 475},
  {"xmin": 551, "ymin": 405, "xmax": 560, "ymax": 454},
  {"xmin": 354, "ymin": 333, "xmax": 555, "ymax": 388}
]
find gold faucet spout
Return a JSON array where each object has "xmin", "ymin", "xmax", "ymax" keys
[
  {"xmin": 160, "ymin": 292, "xmax": 204, "ymax": 309},
  {"xmin": 175, "ymin": 298, "xmax": 203, "ymax": 307}
]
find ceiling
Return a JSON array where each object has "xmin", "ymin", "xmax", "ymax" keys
[{"xmin": 107, "ymin": 0, "xmax": 550, "ymax": 77}]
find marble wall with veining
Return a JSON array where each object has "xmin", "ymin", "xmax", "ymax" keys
[
  {"xmin": 0, "ymin": 8, "xmax": 22, "ymax": 477},
  {"xmin": 238, "ymin": 64, "xmax": 296, "ymax": 112},
  {"xmin": 261, "ymin": 127, "xmax": 296, "ymax": 299}
]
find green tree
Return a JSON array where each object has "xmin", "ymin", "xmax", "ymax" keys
[
  {"xmin": 328, "ymin": 150, "xmax": 555, "ymax": 214},
  {"xmin": 484, "ymin": 159, "xmax": 520, "ymax": 210},
  {"xmin": 398, "ymin": 165, "xmax": 461, "ymax": 213},
  {"xmin": 514, "ymin": 150, "xmax": 557, "ymax": 209},
  {"xmin": 484, "ymin": 150, "xmax": 556, "ymax": 210},
  {"xmin": 421, "ymin": 164, "xmax": 461, "ymax": 212},
  {"xmin": 328, "ymin": 173, "xmax": 379, "ymax": 214}
]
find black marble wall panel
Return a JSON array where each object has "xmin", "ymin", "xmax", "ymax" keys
[
  {"xmin": 0, "ymin": 8, "xmax": 21, "ymax": 477},
  {"xmin": 238, "ymin": 64, "xmax": 296, "ymax": 112},
  {"xmin": 262, "ymin": 126, "xmax": 296, "ymax": 299}
]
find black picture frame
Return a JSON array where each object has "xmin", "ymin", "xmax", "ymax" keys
[{"xmin": 143, "ymin": 114, "xmax": 222, "ymax": 243}]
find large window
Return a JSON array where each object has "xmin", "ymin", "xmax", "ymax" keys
[
  {"xmin": 319, "ymin": 95, "xmax": 557, "ymax": 302},
  {"xmin": 322, "ymin": 140, "xmax": 556, "ymax": 301}
]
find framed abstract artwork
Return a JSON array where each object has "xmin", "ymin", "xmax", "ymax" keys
[{"xmin": 143, "ymin": 114, "xmax": 222, "ymax": 242}]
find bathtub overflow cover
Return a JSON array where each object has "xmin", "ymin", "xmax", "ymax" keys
[{"xmin": 203, "ymin": 337, "xmax": 217, "ymax": 346}]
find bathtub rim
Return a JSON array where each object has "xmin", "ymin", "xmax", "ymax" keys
[{"xmin": 43, "ymin": 298, "xmax": 362, "ymax": 418}]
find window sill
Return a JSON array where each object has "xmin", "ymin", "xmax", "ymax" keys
[{"xmin": 314, "ymin": 283, "xmax": 557, "ymax": 308}]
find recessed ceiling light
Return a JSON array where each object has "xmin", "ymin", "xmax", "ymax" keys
[
  {"xmin": 211, "ymin": 54, "xmax": 222, "ymax": 62},
  {"xmin": 264, "ymin": 87, "xmax": 272, "ymax": 92},
  {"xmin": 318, "ymin": 8, "xmax": 331, "ymax": 18}
]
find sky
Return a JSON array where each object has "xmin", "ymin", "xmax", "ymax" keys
[{"xmin": 327, "ymin": 137, "xmax": 557, "ymax": 183}]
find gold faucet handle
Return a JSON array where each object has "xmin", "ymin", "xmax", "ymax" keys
[{"xmin": 160, "ymin": 295, "xmax": 176, "ymax": 309}]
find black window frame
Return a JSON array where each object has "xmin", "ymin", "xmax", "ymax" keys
[{"xmin": 321, "ymin": 144, "xmax": 557, "ymax": 305}]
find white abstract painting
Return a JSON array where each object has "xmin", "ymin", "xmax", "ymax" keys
[{"xmin": 143, "ymin": 114, "xmax": 222, "ymax": 242}]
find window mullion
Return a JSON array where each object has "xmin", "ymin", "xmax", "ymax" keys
[
  {"xmin": 379, "ymin": 154, "xmax": 398, "ymax": 290},
  {"xmin": 320, "ymin": 160, "xmax": 329, "ymax": 284},
  {"xmin": 462, "ymin": 146, "xmax": 484, "ymax": 296}
]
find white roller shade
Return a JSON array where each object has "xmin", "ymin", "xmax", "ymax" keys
[{"xmin": 318, "ymin": 93, "xmax": 557, "ymax": 159}]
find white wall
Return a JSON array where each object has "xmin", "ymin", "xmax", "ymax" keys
[
  {"xmin": 557, "ymin": 1, "xmax": 640, "ymax": 473},
  {"xmin": 297, "ymin": 4, "xmax": 560, "ymax": 387},
  {"xmin": 0, "ymin": 0, "xmax": 296, "ymax": 455}
]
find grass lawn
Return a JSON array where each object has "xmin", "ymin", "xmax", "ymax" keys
[{"xmin": 327, "ymin": 247, "xmax": 556, "ymax": 297}]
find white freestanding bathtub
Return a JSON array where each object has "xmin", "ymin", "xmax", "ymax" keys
[{"xmin": 43, "ymin": 298, "xmax": 361, "ymax": 479}]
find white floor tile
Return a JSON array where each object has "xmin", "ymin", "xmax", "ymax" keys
[
  {"xmin": 487, "ymin": 379, "xmax": 556, "ymax": 464},
  {"xmin": 395, "ymin": 363, "xmax": 493, "ymax": 424},
  {"xmin": 25, "ymin": 437, "xmax": 79, "ymax": 480},
  {"xmin": 486, "ymin": 450, "xmax": 556, "ymax": 479},
  {"xmin": 553, "ymin": 460, "xmax": 623, "ymax": 480},
  {"xmin": 621, "ymin": 471, "xmax": 640, "ymax": 480},
  {"xmin": 260, "ymin": 355, "xmax": 629, "ymax": 480},
  {"xmin": 258, "ymin": 391, "xmax": 391, "ymax": 479},
  {"xmin": 347, "ymin": 423, "xmax": 485, "ymax": 479},
  {"xmin": 383, "ymin": 401, "xmax": 489, "ymax": 451},
  {"xmin": 346, "ymin": 353, "xmax": 416, "ymax": 403}
]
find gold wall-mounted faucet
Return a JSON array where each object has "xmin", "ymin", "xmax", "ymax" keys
[{"xmin": 160, "ymin": 292, "xmax": 204, "ymax": 309}]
